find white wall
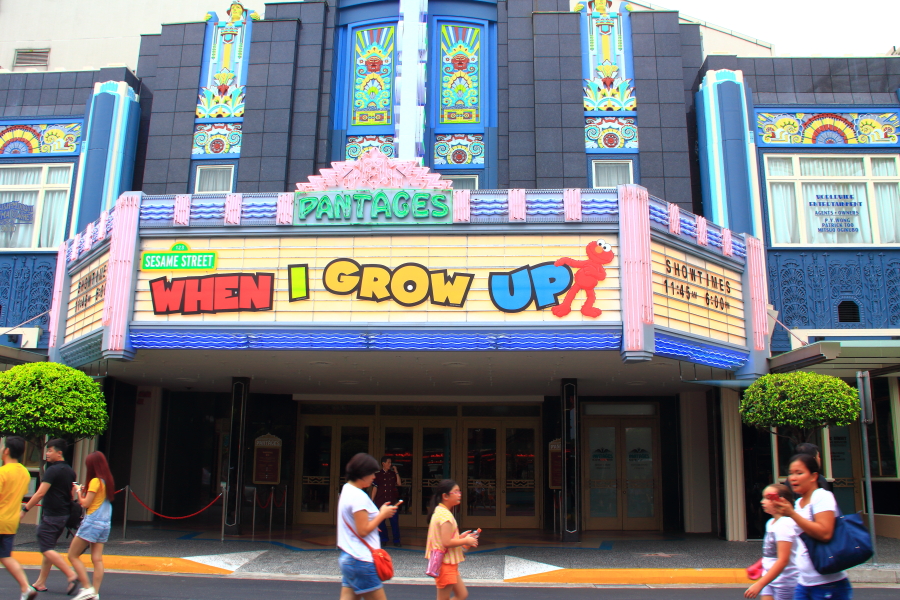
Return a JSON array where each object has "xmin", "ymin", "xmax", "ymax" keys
[
  {"xmin": 0, "ymin": 0, "xmax": 215, "ymax": 72},
  {"xmin": 128, "ymin": 386, "xmax": 162, "ymax": 521},
  {"xmin": 680, "ymin": 392, "xmax": 712, "ymax": 532}
]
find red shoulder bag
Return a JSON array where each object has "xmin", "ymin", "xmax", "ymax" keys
[{"xmin": 343, "ymin": 517, "xmax": 394, "ymax": 581}]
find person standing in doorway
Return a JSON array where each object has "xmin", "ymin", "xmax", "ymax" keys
[
  {"xmin": 370, "ymin": 456, "xmax": 401, "ymax": 547},
  {"xmin": 21, "ymin": 439, "xmax": 78, "ymax": 595},
  {"xmin": 0, "ymin": 437, "xmax": 38, "ymax": 600},
  {"xmin": 69, "ymin": 451, "xmax": 115, "ymax": 600}
]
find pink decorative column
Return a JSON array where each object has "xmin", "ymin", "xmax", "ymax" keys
[
  {"xmin": 96, "ymin": 211, "xmax": 109, "ymax": 242},
  {"xmin": 668, "ymin": 203, "xmax": 681, "ymax": 235},
  {"xmin": 563, "ymin": 188, "xmax": 582, "ymax": 222},
  {"xmin": 276, "ymin": 192, "xmax": 294, "ymax": 225},
  {"xmin": 745, "ymin": 236, "xmax": 768, "ymax": 352},
  {"xmin": 618, "ymin": 185, "xmax": 654, "ymax": 361},
  {"xmin": 224, "ymin": 193, "xmax": 242, "ymax": 225},
  {"xmin": 696, "ymin": 216, "xmax": 708, "ymax": 246},
  {"xmin": 174, "ymin": 194, "xmax": 191, "ymax": 226},
  {"xmin": 722, "ymin": 228, "xmax": 733, "ymax": 257},
  {"xmin": 103, "ymin": 192, "xmax": 141, "ymax": 356},
  {"xmin": 508, "ymin": 189, "xmax": 526, "ymax": 222},
  {"xmin": 453, "ymin": 189, "xmax": 471, "ymax": 223},
  {"xmin": 47, "ymin": 242, "xmax": 69, "ymax": 351}
]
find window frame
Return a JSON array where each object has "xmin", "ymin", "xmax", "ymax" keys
[
  {"xmin": 763, "ymin": 153, "xmax": 900, "ymax": 247},
  {"xmin": 591, "ymin": 159, "xmax": 634, "ymax": 188},
  {"xmin": 441, "ymin": 174, "xmax": 479, "ymax": 190},
  {"xmin": 0, "ymin": 162, "xmax": 73, "ymax": 251},
  {"xmin": 192, "ymin": 164, "xmax": 235, "ymax": 195}
]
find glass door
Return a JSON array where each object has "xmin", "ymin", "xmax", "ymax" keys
[
  {"xmin": 463, "ymin": 421, "xmax": 540, "ymax": 529},
  {"xmin": 296, "ymin": 418, "xmax": 371, "ymax": 524},
  {"xmin": 582, "ymin": 416, "xmax": 661, "ymax": 530},
  {"xmin": 380, "ymin": 421, "xmax": 455, "ymax": 528}
]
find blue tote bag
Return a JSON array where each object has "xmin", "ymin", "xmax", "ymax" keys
[{"xmin": 800, "ymin": 505, "xmax": 873, "ymax": 575}]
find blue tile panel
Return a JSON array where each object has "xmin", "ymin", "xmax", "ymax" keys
[{"xmin": 130, "ymin": 329, "xmax": 623, "ymax": 351}]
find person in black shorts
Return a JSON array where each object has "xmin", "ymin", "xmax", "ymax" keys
[{"xmin": 21, "ymin": 439, "xmax": 78, "ymax": 594}]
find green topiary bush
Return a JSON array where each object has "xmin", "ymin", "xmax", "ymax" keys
[
  {"xmin": 0, "ymin": 362, "xmax": 108, "ymax": 441},
  {"xmin": 740, "ymin": 371, "xmax": 859, "ymax": 446}
]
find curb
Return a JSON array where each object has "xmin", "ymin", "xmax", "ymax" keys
[{"xmin": 11, "ymin": 552, "xmax": 230, "ymax": 576}]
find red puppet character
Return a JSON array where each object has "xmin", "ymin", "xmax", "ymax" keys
[{"xmin": 551, "ymin": 239, "xmax": 615, "ymax": 318}]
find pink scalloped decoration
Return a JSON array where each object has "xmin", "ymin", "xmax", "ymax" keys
[
  {"xmin": 96, "ymin": 211, "xmax": 109, "ymax": 241},
  {"xmin": 296, "ymin": 149, "xmax": 452, "ymax": 192},
  {"xmin": 696, "ymin": 215, "xmax": 708, "ymax": 246},
  {"xmin": 508, "ymin": 189, "xmax": 526, "ymax": 222},
  {"xmin": 668, "ymin": 203, "xmax": 681, "ymax": 235},
  {"xmin": 453, "ymin": 189, "xmax": 470, "ymax": 223},
  {"xmin": 277, "ymin": 192, "xmax": 294, "ymax": 224},
  {"xmin": 82, "ymin": 224, "xmax": 93, "ymax": 254},
  {"xmin": 225, "ymin": 193, "xmax": 242, "ymax": 225},
  {"xmin": 174, "ymin": 194, "xmax": 191, "ymax": 226},
  {"xmin": 72, "ymin": 233, "xmax": 82, "ymax": 260},
  {"xmin": 722, "ymin": 228, "xmax": 733, "ymax": 256},
  {"xmin": 564, "ymin": 188, "xmax": 582, "ymax": 222}
]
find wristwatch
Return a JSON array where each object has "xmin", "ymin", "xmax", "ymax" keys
[{"xmin": 21, "ymin": 504, "xmax": 28, "ymax": 512}]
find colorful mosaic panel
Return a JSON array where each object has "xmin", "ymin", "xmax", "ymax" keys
[
  {"xmin": 346, "ymin": 135, "xmax": 395, "ymax": 160},
  {"xmin": 192, "ymin": 123, "xmax": 242, "ymax": 155},
  {"xmin": 196, "ymin": 2, "xmax": 259, "ymax": 119},
  {"xmin": 0, "ymin": 122, "xmax": 81, "ymax": 155},
  {"xmin": 352, "ymin": 26, "xmax": 395, "ymax": 126},
  {"xmin": 585, "ymin": 116, "xmax": 637, "ymax": 150},
  {"xmin": 579, "ymin": 3, "xmax": 636, "ymax": 112},
  {"xmin": 440, "ymin": 25, "xmax": 481, "ymax": 124},
  {"xmin": 757, "ymin": 112, "xmax": 899, "ymax": 145},
  {"xmin": 434, "ymin": 134, "xmax": 484, "ymax": 165}
]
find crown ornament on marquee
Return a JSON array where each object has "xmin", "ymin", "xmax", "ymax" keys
[{"xmin": 295, "ymin": 149, "xmax": 452, "ymax": 192}]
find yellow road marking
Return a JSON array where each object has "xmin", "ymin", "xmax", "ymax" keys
[
  {"xmin": 505, "ymin": 568, "xmax": 754, "ymax": 584},
  {"xmin": 12, "ymin": 552, "xmax": 232, "ymax": 575}
]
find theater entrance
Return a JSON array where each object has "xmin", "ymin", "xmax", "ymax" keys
[{"xmin": 582, "ymin": 404, "xmax": 662, "ymax": 530}]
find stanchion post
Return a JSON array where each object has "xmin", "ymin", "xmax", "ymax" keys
[
  {"xmin": 123, "ymin": 485, "xmax": 129, "ymax": 539},
  {"xmin": 283, "ymin": 485, "xmax": 287, "ymax": 536},
  {"xmin": 268, "ymin": 487, "xmax": 274, "ymax": 538},
  {"xmin": 251, "ymin": 488, "xmax": 257, "ymax": 541},
  {"xmin": 220, "ymin": 483, "xmax": 226, "ymax": 543}
]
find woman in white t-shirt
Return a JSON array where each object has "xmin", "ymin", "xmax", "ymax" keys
[
  {"xmin": 774, "ymin": 453, "xmax": 852, "ymax": 600},
  {"xmin": 337, "ymin": 453, "xmax": 398, "ymax": 599},
  {"xmin": 744, "ymin": 483, "xmax": 799, "ymax": 600}
]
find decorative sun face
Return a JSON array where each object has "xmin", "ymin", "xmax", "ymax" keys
[
  {"xmin": 365, "ymin": 55, "xmax": 384, "ymax": 73},
  {"xmin": 451, "ymin": 53, "xmax": 470, "ymax": 71}
]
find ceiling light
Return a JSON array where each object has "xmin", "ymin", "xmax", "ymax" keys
[
  {"xmin": 176, "ymin": 377, "xmax": 197, "ymax": 382},
  {"xmin": 442, "ymin": 362, "xmax": 468, "ymax": 368},
  {"xmin": 627, "ymin": 381, "xmax": 646, "ymax": 386},
  {"xmin": 310, "ymin": 361, "xmax": 332, "ymax": 367},
  {"xmin": 453, "ymin": 381, "xmax": 472, "ymax": 386},
  {"xmin": 338, "ymin": 380, "xmax": 359, "ymax": 385}
]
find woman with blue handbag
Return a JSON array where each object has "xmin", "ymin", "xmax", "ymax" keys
[{"xmin": 774, "ymin": 453, "xmax": 852, "ymax": 600}]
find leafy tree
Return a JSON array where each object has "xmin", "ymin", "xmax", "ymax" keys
[
  {"xmin": 0, "ymin": 362, "xmax": 108, "ymax": 445},
  {"xmin": 740, "ymin": 372, "xmax": 859, "ymax": 446}
]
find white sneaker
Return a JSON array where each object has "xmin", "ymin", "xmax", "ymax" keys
[
  {"xmin": 72, "ymin": 587, "xmax": 96, "ymax": 600},
  {"xmin": 21, "ymin": 587, "xmax": 38, "ymax": 600}
]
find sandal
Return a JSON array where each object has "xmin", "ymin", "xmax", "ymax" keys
[
  {"xmin": 30, "ymin": 585, "xmax": 47, "ymax": 592},
  {"xmin": 66, "ymin": 579, "xmax": 79, "ymax": 596}
]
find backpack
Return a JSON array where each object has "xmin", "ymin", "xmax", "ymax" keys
[{"xmin": 66, "ymin": 499, "xmax": 84, "ymax": 531}]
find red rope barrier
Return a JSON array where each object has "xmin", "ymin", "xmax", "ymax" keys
[
  {"xmin": 273, "ymin": 487, "xmax": 287, "ymax": 509},
  {"xmin": 129, "ymin": 489, "xmax": 222, "ymax": 520},
  {"xmin": 256, "ymin": 488, "xmax": 272, "ymax": 509}
]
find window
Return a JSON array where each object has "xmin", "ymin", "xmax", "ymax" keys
[
  {"xmin": 0, "ymin": 164, "xmax": 71, "ymax": 249},
  {"xmin": 13, "ymin": 49, "xmax": 50, "ymax": 71},
  {"xmin": 194, "ymin": 165, "xmax": 233, "ymax": 194},
  {"xmin": 442, "ymin": 175, "xmax": 478, "ymax": 190},
  {"xmin": 592, "ymin": 160, "xmax": 632, "ymax": 188},
  {"xmin": 837, "ymin": 300, "xmax": 861, "ymax": 323},
  {"xmin": 764, "ymin": 154, "xmax": 900, "ymax": 246}
]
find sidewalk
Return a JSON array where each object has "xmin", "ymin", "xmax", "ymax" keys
[{"xmin": 11, "ymin": 524, "xmax": 900, "ymax": 585}]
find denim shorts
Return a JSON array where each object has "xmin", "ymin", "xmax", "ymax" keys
[
  {"xmin": 794, "ymin": 578, "xmax": 852, "ymax": 600},
  {"xmin": 339, "ymin": 550, "xmax": 382, "ymax": 595},
  {"xmin": 76, "ymin": 501, "xmax": 112, "ymax": 544},
  {"xmin": 762, "ymin": 584, "xmax": 796, "ymax": 600},
  {"xmin": 0, "ymin": 534, "xmax": 15, "ymax": 559}
]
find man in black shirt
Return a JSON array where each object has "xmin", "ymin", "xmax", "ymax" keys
[{"xmin": 21, "ymin": 439, "xmax": 77, "ymax": 594}]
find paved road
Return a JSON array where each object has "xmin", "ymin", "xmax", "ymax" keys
[{"xmin": 1, "ymin": 573, "xmax": 897, "ymax": 600}]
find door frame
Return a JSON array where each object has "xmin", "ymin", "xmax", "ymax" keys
[
  {"xmin": 294, "ymin": 415, "xmax": 374, "ymax": 525},
  {"xmin": 581, "ymin": 409, "xmax": 662, "ymax": 531}
]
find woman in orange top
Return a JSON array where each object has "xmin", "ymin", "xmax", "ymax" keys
[
  {"xmin": 425, "ymin": 480, "xmax": 479, "ymax": 600},
  {"xmin": 68, "ymin": 452, "xmax": 115, "ymax": 600}
]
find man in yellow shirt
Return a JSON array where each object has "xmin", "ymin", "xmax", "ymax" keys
[{"xmin": 0, "ymin": 436, "xmax": 38, "ymax": 600}]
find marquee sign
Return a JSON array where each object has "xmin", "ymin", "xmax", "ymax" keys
[
  {"xmin": 135, "ymin": 234, "xmax": 622, "ymax": 324},
  {"xmin": 293, "ymin": 189, "xmax": 451, "ymax": 226}
]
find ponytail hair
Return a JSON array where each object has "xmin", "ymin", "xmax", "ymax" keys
[{"xmin": 428, "ymin": 479, "xmax": 458, "ymax": 518}]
